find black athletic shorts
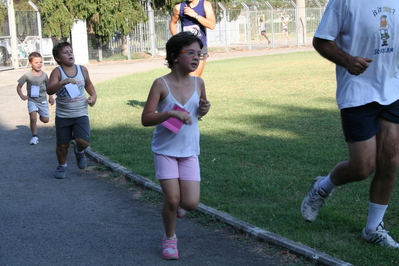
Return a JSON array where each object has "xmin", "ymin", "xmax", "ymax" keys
[
  {"xmin": 55, "ymin": 116, "xmax": 91, "ymax": 145},
  {"xmin": 340, "ymin": 99, "xmax": 399, "ymax": 142}
]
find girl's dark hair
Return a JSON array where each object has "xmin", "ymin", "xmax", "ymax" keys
[
  {"xmin": 52, "ymin": 42, "xmax": 72, "ymax": 65},
  {"xmin": 166, "ymin": 32, "xmax": 203, "ymax": 68}
]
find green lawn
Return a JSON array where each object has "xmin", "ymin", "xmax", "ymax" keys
[{"xmin": 89, "ymin": 51, "xmax": 399, "ymax": 265}]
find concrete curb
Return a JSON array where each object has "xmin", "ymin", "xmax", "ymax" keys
[{"xmin": 85, "ymin": 147, "xmax": 352, "ymax": 266}]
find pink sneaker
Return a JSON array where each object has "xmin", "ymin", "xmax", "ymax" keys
[
  {"xmin": 177, "ymin": 207, "xmax": 186, "ymax": 218},
  {"xmin": 162, "ymin": 238, "xmax": 179, "ymax": 260}
]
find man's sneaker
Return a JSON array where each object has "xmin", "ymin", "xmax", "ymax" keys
[
  {"xmin": 177, "ymin": 207, "xmax": 186, "ymax": 218},
  {"xmin": 301, "ymin": 176, "xmax": 332, "ymax": 222},
  {"xmin": 362, "ymin": 222, "xmax": 399, "ymax": 248},
  {"xmin": 162, "ymin": 238, "xmax": 178, "ymax": 260},
  {"xmin": 55, "ymin": 165, "xmax": 67, "ymax": 179},
  {"xmin": 74, "ymin": 149, "xmax": 87, "ymax": 169},
  {"xmin": 30, "ymin": 136, "xmax": 39, "ymax": 145}
]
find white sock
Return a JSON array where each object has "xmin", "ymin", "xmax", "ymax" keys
[
  {"xmin": 165, "ymin": 234, "xmax": 177, "ymax": 240},
  {"xmin": 75, "ymin": 147, "xmax": 85, "ymax": 154},
  {"xmin": 366, "ymin": 202, "xmax": 387, "ymax": 233},
  {"xmin": 318, "ymin": 174, "xmax": 336, "ymax": 194}
]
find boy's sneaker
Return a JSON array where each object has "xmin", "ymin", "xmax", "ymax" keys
[
  {"xmin": 30, "ymin": 136, "xmax": 39, "ymax": 145},
  {"xmin": 162, "ymin": 238, "xmax": 178, "ymax": 260},
  {"xmin": 301, "ymin": 176, "xmax": 332, "ymax": 222},
  {"xmin": 74, "ymin": 149, "xmax": 87, "ymax": 169},
  {"xmin": 177, "ymin": 207, "xmax": 186, "ymax": 218},
  {"xmin": 362, "ymin": 222, "xmax": 399, "ymax": 248},
  {"xmin": 55, "ymin": 165, "xmax": 67, "ymax": 179}
]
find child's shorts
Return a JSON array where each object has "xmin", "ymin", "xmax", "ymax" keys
[
  {"xmin": 55, "ymin": 116, "xmax": 91, "ymax": 145},
  {"xmin": 28, "ymin": 100, "xmax": 49, "ymax": 117},
  {"xmin": 154, "ymin": 153, "xmax": 201, "ymax": 181}
]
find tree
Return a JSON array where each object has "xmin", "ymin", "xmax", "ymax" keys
[{"xmin": 39, "ymin": 0, "xmax": 146, "ymax": 51}]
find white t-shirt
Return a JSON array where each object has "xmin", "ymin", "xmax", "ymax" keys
[{"xmin": 315, "ymin": 0, "xmax": 399, "ymax": 109}]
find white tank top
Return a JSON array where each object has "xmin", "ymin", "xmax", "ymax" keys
[{"xmin": 152, "ymin": 76, "xmax": 200, "ymax": 157}]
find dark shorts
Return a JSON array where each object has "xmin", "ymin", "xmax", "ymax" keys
[
  {"xmin": 202, "ymin": 46, "xmax": 209, "ymax": 58},
  {"xmin": 341, "ymin": 100, "xmax": 399, "ymax": 142},
  {"xmin": 55, "ymin": 116, "xmax": 91, "ymax": 145}
]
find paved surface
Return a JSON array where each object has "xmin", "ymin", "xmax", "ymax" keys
[{"xmin": 0, "ymin": 45, "xmax": 351, "ymax": 266}]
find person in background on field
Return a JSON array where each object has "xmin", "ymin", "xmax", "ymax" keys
[
  {"xmin": 17, "ymin": 52, "xmax": 54, "ymax": 145},
  {"xmin": 301, "ymin": 0, "xmax": 399, "ymax": 248},
  {"xmin": 169, "ymin": 0, "xmax": 216, "ymax": 77},
  {"xmin": 259, "ymin": 18, "xmax": 271, "ymax": 44},
  {"xmin": 141, "ymin": 32, "xmax": 211, "ymax": 260},
  {"xmin": 47, "ymin": 42, "xmax": 97, "ymax": 179},
  {"xmin": 281, "ymin": 17, "xmax": 291, "ymax": 42}
]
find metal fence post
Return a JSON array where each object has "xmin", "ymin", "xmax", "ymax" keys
[
  {"xmin": 265, "ymin": 1, "xmax": 274, "ymax": 48},
  {"xmin": 28, "ymin": 1, "xmax": 42, "ymax": 56},
  {"xmin": 314, "ymin": 0, "xmax": 323, "ymax": 22},
  {"xmin": 289, "ymin": 1, "xmax": 299, "ymax": 47},
  {"xmin": 217, "ymin": 2, "xmax": 228, "ymax": 53},
  {"xmin": 147, "ymin": 0, "xmax": 157, "ymax": 57},
  {"xmin": 241, "ymin": 2, "xmax": 251, "ymax": 50},
  {"xmin": 7, "ymin": 0, "xmax": 19, "ymax": 69}
]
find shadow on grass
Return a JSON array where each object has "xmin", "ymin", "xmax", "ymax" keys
[
  {"xmin": 90, "ymin": 97, "xmax": 398, "ymax": 265},
  {"xmin": 127, "ymin": 100, "xmax": 146, "ymax": 108}
]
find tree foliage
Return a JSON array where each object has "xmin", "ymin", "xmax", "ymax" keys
[{"xmin": 39, "ymin": 0, "xmax": 146, "ymax": 43}]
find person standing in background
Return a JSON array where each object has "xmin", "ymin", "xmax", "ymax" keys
[{"xmin": 169, "ymin": 0, "xmax": 216, "ymax": 77}]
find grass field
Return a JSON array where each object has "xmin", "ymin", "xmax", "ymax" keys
[{"xmin": 89, "ymin": 51, "xmax": 399, "ymax": 265}]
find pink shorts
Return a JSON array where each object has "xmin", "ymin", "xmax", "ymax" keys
[{"xmin": 154, "ymin": 154, "xmax": 201, "ymax": 181}]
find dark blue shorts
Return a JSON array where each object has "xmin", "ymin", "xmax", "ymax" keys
[
  {"xmin": 55, "ymin": 116, "xmax": 91, "ymax": 145},
  {"xmin": 340, "ymin": 100, "xmax": 399, "ymax": 142}
]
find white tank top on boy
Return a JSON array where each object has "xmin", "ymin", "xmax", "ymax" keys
[
  {"xmin": 55, "ymin": 65, "xmax": 88, "ymax": 118},
  {"xmin": 152, "ymin": 76, "xmax": 200, "ymax": 157}
]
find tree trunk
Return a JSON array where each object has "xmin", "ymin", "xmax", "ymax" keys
[{"xmin": 121, "ymin": 34, "xmax": 128, "ymax": 56}]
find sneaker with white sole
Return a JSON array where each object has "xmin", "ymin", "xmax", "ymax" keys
[
  {"xmin": 162, "ymin": 238, "xmax": 178, "ymax": 260},
  {"xmin": 74, "ymin": 149, "xmax": 87, "ymax": 169},
  {"xmin": 55, "ymin": 165, "xmax": 67, "ymax": 179},
  {"xmin": 30, "ymin": 136, "xmax": 39, "ymax": 145},
  {"xmin": 362, "ymin": 222, "xmax": 399, "ymax": 248},
  {"xmin": 301, "ymin": 176, "xmax": 333, "ymax": 222}
]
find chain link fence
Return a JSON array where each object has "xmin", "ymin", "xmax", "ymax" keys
[{"xmin": 1, "ymin": 2, "xmax": 325, "ymax": 71}]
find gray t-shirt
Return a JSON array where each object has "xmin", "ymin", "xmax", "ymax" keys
[{"xmin": 17, "ymin": 71, "xmax": 48, "ymax": 103}]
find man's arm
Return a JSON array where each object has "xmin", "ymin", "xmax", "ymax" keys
[
  {"xmin": 198, "ymin": 1, "xmax": 216, "ymax": 30},
  {"xmin": 169, "ymin": 4, "xmax": 180, "ymax": 35},
  {"xmin": 313, "ymin": 37, "xmax": 372, "ymax": 76},
  {"xmin": 181, "ymin": 1, "xmax": 216, "ymax": 30}
]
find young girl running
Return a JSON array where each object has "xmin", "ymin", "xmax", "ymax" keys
[{"xmin": 141, "ymin": 31, "xmax": 211, "ymax": 260}]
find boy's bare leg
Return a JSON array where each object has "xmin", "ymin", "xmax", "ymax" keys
[
  {"xmin": 74, "ymin": 138, "xmax": 89, "ymax": 152},
  {"xmin": 56, "ymin": 142, "xmax": 70, "ymax": 165},
  {"xmin": 29, "ymin": 111, "xmax": 38, "ymax": 136},
  {"xmin": 39, "ymin": 115, "xmax": 49, "ymax": 124}
]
